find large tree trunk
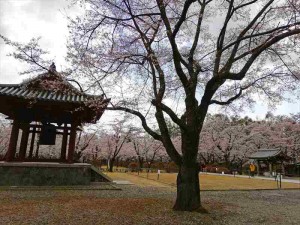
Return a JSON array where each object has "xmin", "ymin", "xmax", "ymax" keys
[
  {"xmin": 173, "ymin": 163, "xmax": 201, "ymax": 211},
  {"xmin": 109, "ymin": 158, "xmax": 115, "ymax": 172},
  {"xmin": 138, "ymin": 157, "xmax": 144, "ymax": 171},
  {"xmin": 172, "ymin": 114, "xmax": 202, "ymax": 211}
]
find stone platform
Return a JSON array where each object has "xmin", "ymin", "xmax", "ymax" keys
[{"xmin": 0, "ymin": 162, "xmax": 111, "ymax": 186}]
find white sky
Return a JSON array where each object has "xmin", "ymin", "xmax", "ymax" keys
[{"xmin": 0, "ymin": 0, "xmax": 299, "ymax": 122}]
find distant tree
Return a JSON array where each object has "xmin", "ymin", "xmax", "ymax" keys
[
  {"xmin": 74, "ymin": 130, "xmax": 97, "ymax": 162},
  {"xmin": 132, "ymin": 135, "xmax": 163, "ymax": 170},
  {"xmin": 103, "ymin": 118, "xmax": 133, "ymax": 172},
  {"xmin": 199, "ymin": 114, "xmax": 255, "ymax": 168},
  {"xmin": 291, "ymin": 113, "xmax": 300, "ymax": 123}
]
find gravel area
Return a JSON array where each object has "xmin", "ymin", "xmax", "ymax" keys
[
  {"xmin": 201, "ymin": 189, "xmax": 300, "ymax": 225},
  {"xmin": 0, "ymin": 185, "xmax": 299, "ymax": 225}
]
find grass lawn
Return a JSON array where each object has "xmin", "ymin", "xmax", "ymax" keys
[{"xmin": 106, "ymin": 172, "xmax": 300, "ymax": 190}]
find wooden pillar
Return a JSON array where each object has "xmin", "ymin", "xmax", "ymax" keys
[
  {"xmin": 269, "ymin": 162, "xmax": 273, "ymax": 176},
  {"xmin": 19, "ymin": 123, "xmax": 30, "ymax": 160},
  {"xmin": 67, "ymin": 123, "xmax": 77, "ymax": 163},
  {"xmin": 257, "ymin": 161, "xmax": 260, "ymax": 176},
  {"xmin": 5, "ymin": 119, "xmax": 20, "ymax": 161},
  {"xmin": 60, "ymin": 124, "xmax": 68, "ymax": 161},
  {"xmin": 28, "ymin": 127, "xmax": 36, "ymax": 158},
  {"xmin": 35, "ymin": 128, "xmax": 40, "ymax": 158},
  {"xmin": 35, "ymin": 142, "xmax": 40, "ymax": 158}
]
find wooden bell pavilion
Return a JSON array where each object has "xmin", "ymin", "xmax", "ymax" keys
[
  {"xmin": 0, "ymin": 70, "xmax": 110, "ymax": 163},
  {"xmin": 0, "ymin": 68, "xmax": 113, "ymax": 186},
  {"xmin": 249, "ymin": 149, "xmax": 291, "ymax": 176}
]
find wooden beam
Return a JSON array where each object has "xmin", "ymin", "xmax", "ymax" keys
[
  {"xmin": 5, "ymin": 120, "xmax": 20, "ymax": 161},
  {"xmin": 29, "ymin": 130, "xmax": 70, "ymax": 135},
  {"xmin": 19, "ymin": 123, "xmax": 30, "ymax": 160},
  {"xmin": 26, "ymin": 124, "xmax": 82, "ymax": 131}
]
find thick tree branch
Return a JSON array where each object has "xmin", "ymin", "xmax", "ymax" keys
[
  {"xmin": 172, "ymin": 0, "xmax": 197, "ymax": 38},
  {"xmin": 151, "ymin": 100, "xmax": 187, "ymax": 130},
  {"xmin": 210, "ymin": 88, "xmax": 243, "ymax": 105},
  {"xmin": 222, "ymin": 22, "xmax": 300, "ymax": 53},
  {"xmin": 156, "ymin": 0, "xmax": 189, "ymax": 89},
  {"xmin": 197, "ymin": 77, "xmax": 225, "ymax": 124},
  {"xmin": 214, "ymin": 0, "xmax": 235, "ymax": 75},
  {"xmin": 226, "ymin": 28, "xmax": 300, "ymax": 80},
  {"xmin": 221, "ymin": 0, "xmax": 275, "ymax": 74},
  {"xmin": 188, "ymin": 1, "xmax": 206, "ymax": 70},
  {"xmin": 107, "ymin": 106, "xmax": 162, "ymax": 141},
  {"xmin": 155, "ymin": 110, "xmax": 182, "ymax": 165}
]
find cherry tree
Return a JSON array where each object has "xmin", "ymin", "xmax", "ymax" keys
[
  {"xmin": 74, "ymin": 130, "xmax": 97, "ymax": 162},
  {"xmin": 291, "ymin": 113, "xmax": 300, "ymax": 123},
  {"xmin": 275, "ymin": 118, "xmax": 300, "ymax": 162},
  {"xmin": 198, "ymin": 114, "xmax": 256, "ymax": 168},
  {"xmin": 198, "ymin": 114, "xmax": 300, "ymax": 172},
  {"xmin": 66, "ymin": 0, "xmax": 300, "ymax": 211},
  {"xmin": 250, "ymin": 116, "xmax": 300, "ymax": 161},
  {"xmin": 82, "ymin": 141, "xmax": 104, "ymax": 165},
  {"xmin": 101, "ymin": 118, "xmax": 133, "ymax": 172},
  {"xmin": 131, "ymin": 133, "xmax": 164, "ymax": 170},
  {"xmin": 1, "ymin": 0, "xmax": 300, "ymax": 212}
]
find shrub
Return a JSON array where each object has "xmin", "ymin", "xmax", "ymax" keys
[
  {"xmin": 165, "ymin": 161, "xmax": 179, "ymax": 173},
  {"xmin": 128, "ymin": 162, "xmax": 139, "ymax": 172},
  {"xmin": 203, "ymin": 165, "xmax": 230, "ymax": 174},
  {"xmin": 152, "ymin": 162, "xmax": 165, "ymax": 170},
  {"xmin": 90, "ymin": 159, "xmax": 102, "ymax": 167},
  {"xmin": 205, "ymin": 165, "xmax": 217, "ymax": 173},
  {"xmin": 215, "ymin": 166, "xmax": 231, "ymax": 174}
]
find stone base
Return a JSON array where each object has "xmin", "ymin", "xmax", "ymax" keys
[{"xmin": 0, "ymin": 162, "xmax": 93, "ymax": 186}]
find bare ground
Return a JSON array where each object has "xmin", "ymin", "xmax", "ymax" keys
[{"xmin": 0, "ymin": 185, "xmax": 299, "ymax": 225}]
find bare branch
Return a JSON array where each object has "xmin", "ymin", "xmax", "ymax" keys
[{"xmin": 210, "ymin": 89, "xmax": 243, "ymax": 105}]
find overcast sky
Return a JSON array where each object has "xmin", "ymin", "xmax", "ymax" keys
[{"xmin": 0, "ymin": 0, "xmax": 299, "ymax": 120}]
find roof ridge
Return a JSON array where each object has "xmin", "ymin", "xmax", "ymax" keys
[
  {"xmin": 0, "ymin": 84, "xmax": 106, "ymax": 99},
  {"xmin": 0, "ymin": 84, "xmax": 20, "ymax": 87},
  {"xmin": 258, "ymin": 149, "xmax": 280, "ymax": 151},
  {"xmin": 19, "ymin": 72, "xmax": 83, "ymax": 95},
  {"xmin": 20, "ymin": 72, "xmax": 60, "ymax": 85}
]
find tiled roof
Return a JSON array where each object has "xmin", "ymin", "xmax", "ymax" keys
[
  {"xmin": 0, "ymin": 72, "xmax": 110, "ymax": 124},
  {"xmin": 0, "ymin": 72, "xmax": 107, "ymax": 104},
  {"xmin": 249, "ymin": 149, "xmax": 282, "ymax": 159},
  {"xmin": 0, "ymin": 84, "xmax": 100, "ymax": 104}
]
